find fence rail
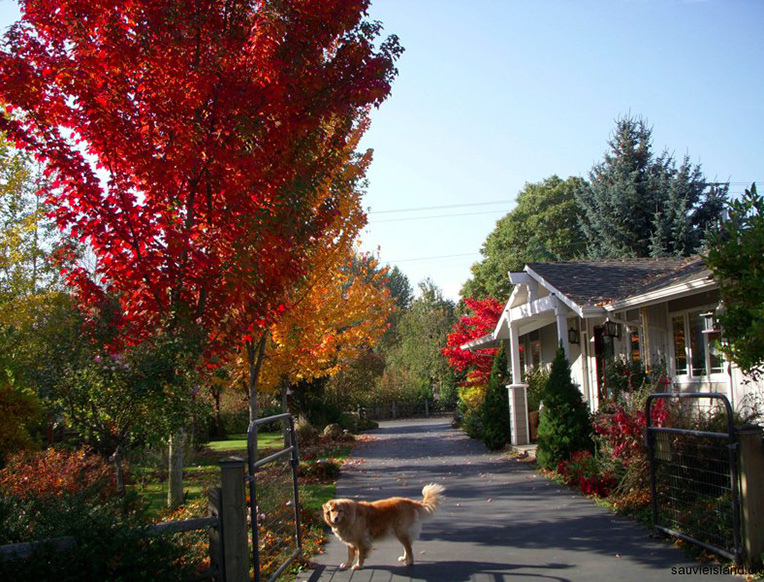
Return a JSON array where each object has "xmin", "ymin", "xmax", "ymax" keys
[
  {"xmin": 363, "ymin": 400, "xmax": 454, "ymax": 421},
  {"xmin": 0, "ymin": 460, "xmax": 253, "ymax": 582}
]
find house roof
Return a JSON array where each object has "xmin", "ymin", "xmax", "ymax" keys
[{"xmin": 525, "ymin": 256, "xmax": 711, "ymax": 309}]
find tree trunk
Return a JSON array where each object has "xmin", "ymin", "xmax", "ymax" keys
[
  {"xmin": 213, "ymin": 388, "xmax": 224, "ymax": 439},
  {"xmin": 167, "ymin": 429, "xmax": 185, "ymax": 509},
  {"xmin": 247, "ymin": 330, "xmax": 268, "ymax": 424},
  {"xmin": 111, "ymin": 445, "xmax": 125, "ymax": 495}
]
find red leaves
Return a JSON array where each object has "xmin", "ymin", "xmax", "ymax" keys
[
  {"xmin": 443, "ymin": 296, "xmax": 503, "ymax": 386},
  {"xmin": 1, "ymin": 0, "xmax": 400, "ymax": 352}
]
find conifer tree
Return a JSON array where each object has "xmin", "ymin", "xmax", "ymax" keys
[
  {"xmin": 481, "ymin": 342, "xmax": 511, "ymax": 451},
  {"xmin": 575, "ymin": 115, "xmax": 727, "ymax": 259},
  {"xmin": 536, "ymin": 346, "xmax": 592, "ymax": 469}
]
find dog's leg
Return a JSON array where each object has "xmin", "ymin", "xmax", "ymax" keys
[
  {"xmin": 353, "ymin": 543, "xmax": 369, "ymax": 570},
  {"xmin": 397, "ymin": 535, "xmax": 414, "ymax": 566},
  {"xmin": 339, "ymin": 544, "xmax": 355, "ymax": 570}
]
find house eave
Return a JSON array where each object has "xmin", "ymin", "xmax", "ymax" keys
[
  {"xmin": 460, "ymin": 333, "xmax": 500, "ymax": 351},
  {"xmin": 605, "ymin": 277, "xmax": 717, "ymax": 312}
]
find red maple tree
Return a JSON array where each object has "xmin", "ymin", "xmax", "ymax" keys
[
  {"xmin": 0, "ymin": 0, "xmax": 401, "ymax": 364},
  {"xmin": 443, "ymin": 296, "xmax": 503, "ymax": 386}
]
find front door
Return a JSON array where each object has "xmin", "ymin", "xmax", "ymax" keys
[{"xmin": 593, "ymin": 326, "xmax": 614, "ymax": 400}]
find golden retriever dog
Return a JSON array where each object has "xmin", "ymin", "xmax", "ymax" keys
[{"xmin": 322, "ymin": 483, "xmax": 444, "ymax": 570}]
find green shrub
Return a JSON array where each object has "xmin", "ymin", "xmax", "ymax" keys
[
  {"xmin": 536, "ymin": 346, "xmax": 593, "ymax": 469},
  {"xmin": 524, "ymin": 366, "xmax": 549, "ymax": 412},
  {"xmin": 481, "ymin": 345, "xmax": 511, "ymax": 451},
  {"xmin": 603, "ymin": 357, "xmax": 649, "ymax": 402},
  {"xmin": 457, "ymin": 384, "xmax": 485, "ymax": 439},
  {"xmin": 295, "ymin": 415, "xmax": 319, "ymax": 446}
]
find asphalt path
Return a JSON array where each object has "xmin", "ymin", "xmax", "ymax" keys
[{"xmin": 296, "ymin": 417, "xmax": 735, "ymax": 582}]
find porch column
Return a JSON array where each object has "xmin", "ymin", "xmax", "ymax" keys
[
  {"xmin": 507, "ymin": 323, "xmax": 530, "ymax": 446},
  {"xmin": 554, "ymin": 295, "xmax": 569, "ymax": 358}
]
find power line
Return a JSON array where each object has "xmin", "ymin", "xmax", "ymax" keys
[
  {"xmin": 382, "ymin": 252, "xmax": 481, "ymax": 263},
  {"xmin": 368, "ymin": 199, "xmax": 512, "ymax": 215},
  {"xmin": 370, "ymin": 209, "xmax": 508, "ymax": 224}
]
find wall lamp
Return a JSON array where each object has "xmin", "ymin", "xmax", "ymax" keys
[{"xmin": 604, "ymin": 320, "xmax": 621, "ymax": 339}]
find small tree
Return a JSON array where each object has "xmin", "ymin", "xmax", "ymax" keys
[
  {"xmin": 536, "ymin": 346, "xmax": 593, "ymax": 470},
  {"xmin": 704, "ymin": 183, "xmax": 764, "ymax": 380},
  {"xmin": 481, "ymin": 343, "xmax": 511, "ymax": 450}
]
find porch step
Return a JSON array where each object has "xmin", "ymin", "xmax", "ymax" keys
[{"xmin": 510, "ymin": 443, "xmax": 537, "ymax": 460}]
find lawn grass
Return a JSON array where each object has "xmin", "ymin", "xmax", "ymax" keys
[
  {"xmin": 132, "ymin": 431, "xmax": 283, "ymax": 516},
  {"xmin": 205, "ymin": 432, "xmax": 283, "ymax": 453},
  {"xmin": 131, "ymin": 430, "xmax": 356, "ymax": 580},
  {"xmin": 133, "ymin": 433, "xmax": 353, "ymax": 519}
]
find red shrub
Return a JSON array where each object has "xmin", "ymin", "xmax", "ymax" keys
[
  {"xmin": 0, "ymin": 447, "xmax": 116, "ymax": 501},
  {"xmin": 557, "ymin": 451, "xmax": 617, "ymax": 498},
  {"xmin": 594, "ymin": 397, "xmax": 669, "ymax": 464}
]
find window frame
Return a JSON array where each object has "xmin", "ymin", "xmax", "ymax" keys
[{"xmin": 669, "ymin": 304, "xmax": 725, "ymax": 380}]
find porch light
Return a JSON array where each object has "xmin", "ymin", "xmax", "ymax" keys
[
  {"xmin": 604, "ymin": 320, "xmax": 620, "ymax": 338},
  {"xmin": 568, "ymin": 327, "xmax": 580, "ymax": 344}
]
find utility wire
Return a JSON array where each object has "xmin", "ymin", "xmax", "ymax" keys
[
  {"xmin": 370, "ymin": 209, "xmax": 509, "ymax": 224},
  {"xmin": 368, "ymin": 200, "xmax": 512, "ymax": 215},
  {"xmin": 382, "ymin": 252, "xmax": 481, "ymax": 264}
]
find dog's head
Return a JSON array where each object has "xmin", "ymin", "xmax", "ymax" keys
[{"xmin": 322, "ymin": 499, "xmax": 353, "ymax": 527}]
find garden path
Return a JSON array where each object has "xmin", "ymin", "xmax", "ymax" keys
[{"xmin": 296, "ymin": 417, "xmax": 735, "ymax": 582}]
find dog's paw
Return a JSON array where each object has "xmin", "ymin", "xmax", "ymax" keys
[
  {"xmin": 352, "ymin": 564, "xmax": 363, "ymax": 570},
  {"xmin": 338, "ymin": 562, "xmax": 351, "ymax": 570},
  {"xmin": 398, "ymin": 555, "xmax": 414, "ymax": 566}
]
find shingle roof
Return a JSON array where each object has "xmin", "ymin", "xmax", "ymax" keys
[{"xmin": 526, "ymin": 256, "xmax": 711, "ymax": 308}]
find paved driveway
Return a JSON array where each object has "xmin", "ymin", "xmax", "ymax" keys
[{"xmin": 297, "ymin": 417, "xmax": 734, "ymax": 582}]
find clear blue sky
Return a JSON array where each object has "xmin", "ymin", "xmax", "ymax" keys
[
  {"xmin": 358, "ymin": 0, "xmax": 764, "ymax": 300},
  {"xmin": 2, "ymin": 1, "xmax": 762, "ymax": 301}
]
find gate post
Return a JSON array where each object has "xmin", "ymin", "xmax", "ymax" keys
[
  {"xmin": 219, "ymin": 457, "xmax": 249, "ymax": 582},
  {"xmin": 737, "ymin": 424, "xmax": 764, "ymax": 568}
]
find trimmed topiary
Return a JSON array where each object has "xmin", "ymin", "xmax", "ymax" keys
[{"xmin": 536, "ymin": 345, "xmax": 593, "ymax": 469}]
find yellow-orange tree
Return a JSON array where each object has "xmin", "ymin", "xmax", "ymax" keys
[
  {"xmin": 226, "ymin": 138, "xmax": 395, "ymax": 420},
  {"xmin": 260, "ymin": 251, "xmax": 393, "ymax": 395}
]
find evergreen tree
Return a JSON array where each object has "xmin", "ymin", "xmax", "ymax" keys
[
  {"xmin": 536, "ymin": 346, "xmax": 593, "ymax": 469},
  {"xmin": 481, "ymin": 342, "xmax": 511, "ymax": 450},
  {"xmin": 575, "ymin": 115, "xmax": 728, "ymax": 259}
]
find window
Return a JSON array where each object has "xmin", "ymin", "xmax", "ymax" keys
[
  {"xmin": 671, "ymin": 308, "xmax": 724, "ymax": 377},
  {"xmin": 629, "ymin": 325, "xmax": 641, "ymax": 361},
  {"xmin": 672, "ymin": 316, "xmax": 687, "ymax": 372}
]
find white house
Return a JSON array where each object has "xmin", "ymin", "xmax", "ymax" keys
[{"xmin": 461, "ymin": 256, "xmax": 764, "ymax": 446}]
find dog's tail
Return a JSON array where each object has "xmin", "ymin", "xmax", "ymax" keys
[{"xmin": 419, "ymin": 483, "xmax": 445, "ymax": 517}]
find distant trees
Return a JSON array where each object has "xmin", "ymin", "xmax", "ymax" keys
[
  {"xmin": 575, "ymin": 115, "xmax": 727, "ymax": 259},
  {"xmin": 382, "ymin": 280, "xmax": 458, "ymax": 406},
  {"xmin": 704, "ymin": 184, "xmax": 764, "ymax": 380}
]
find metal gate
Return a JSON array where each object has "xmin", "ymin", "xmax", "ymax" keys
[
  {"xmin": 646, "ymin": 392, "xmax": 741, "ymax": 564},
  {"xmin": 247, "ymin": 413, "xmax": 303, "ymax": 582}
]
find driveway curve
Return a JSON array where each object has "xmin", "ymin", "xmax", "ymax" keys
[{"xmin": 297, "ymin": 417, "xmax": 734, "ymax": 582}]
